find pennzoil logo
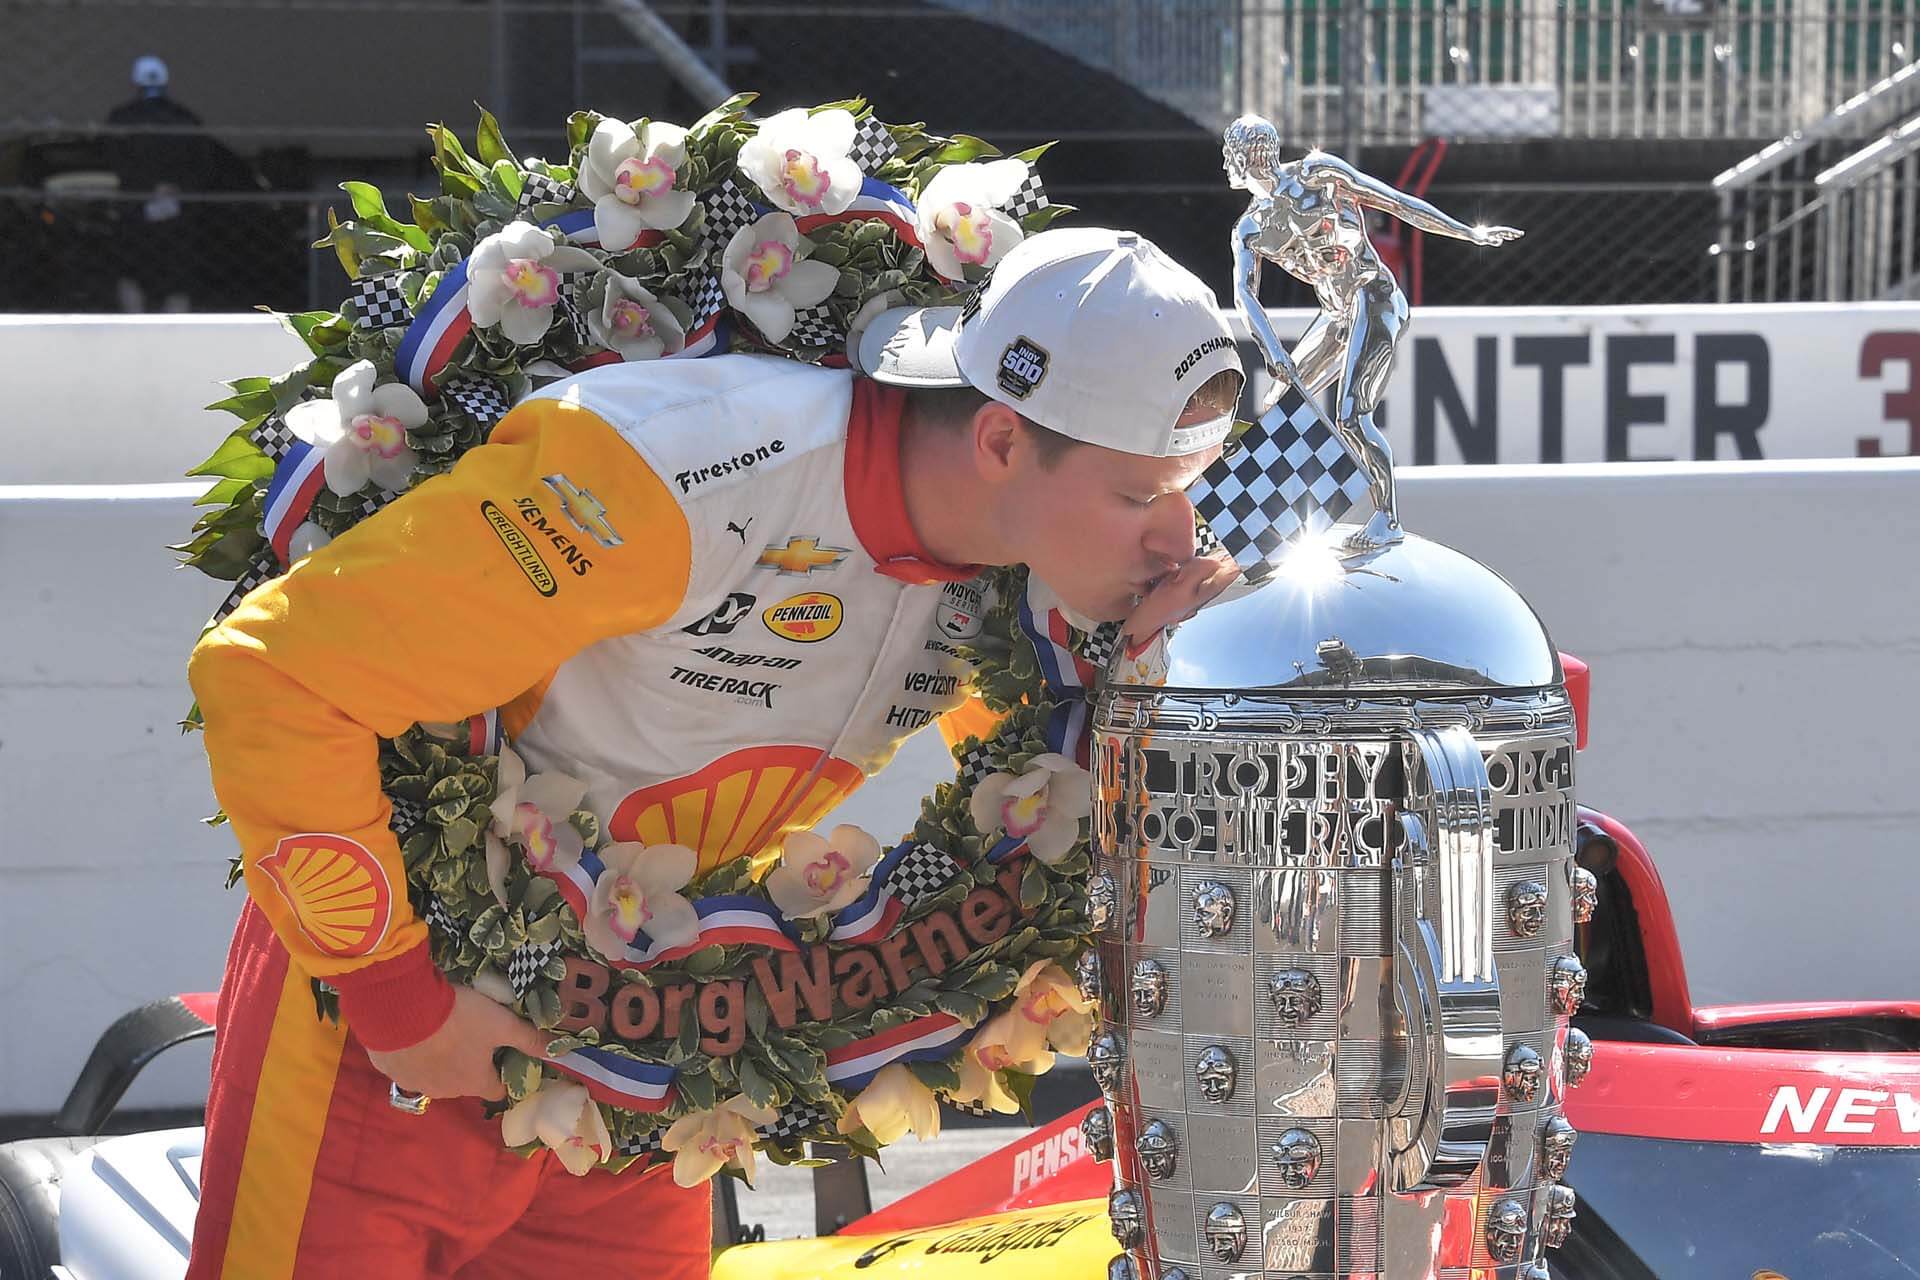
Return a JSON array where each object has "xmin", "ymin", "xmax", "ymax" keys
[
  {"xmin": 757, "ymin": 536, "xmax": 850, "ymax": 576},
  {"xmin": 258, "ymin": 833, "xmax": 394, "ymax": 958},
  {"xmin": 541, "ymin": 473, "xmax": 622, "ymax": 548},
  {"xmin": 763, "ymin": 591, "xmax": 843, "ymax": 643},
  {"xmin": 481, "ymin": 501, "xmax": 557, "ymax": 596}
]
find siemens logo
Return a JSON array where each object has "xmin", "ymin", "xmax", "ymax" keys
[{"xmin": 676, "ymin": 440, "xmax": 786, "ymax": 493}]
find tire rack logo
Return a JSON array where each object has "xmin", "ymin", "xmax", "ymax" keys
[
  {"xmin": 540, "ymin": 474, "xmax": 622, "ymax": 548},
  {"xmin": 668, "ymin": 666, "xmax": 780, "ymax": 708},
  {"xmin": 757, "ymin": 536, "xmax": 851, "ymax": 576},
  {"xmin": 763, "ymin": 591, "xmax": 843, "ymax": 643},
  {"xmin": 997, "ymin": 337, "xmax": 1049, "ymax": 400},
  {"xmin": 683, "ymin": 591, "xmax": 756, "ymax": 637},
  {"xmin": 481, "ymin": 500, "xmax": 557, "ymax": 596},
  {"xmin": 257, "ymin": 833, "xmax": 394, "ymax": 958}
]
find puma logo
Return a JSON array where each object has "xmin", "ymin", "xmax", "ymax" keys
[{"xmin": 726, "ymin": 518, "xmax": 752, "ymax": 544}]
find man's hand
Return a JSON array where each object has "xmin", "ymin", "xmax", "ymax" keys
[
  {"xmin": 365, "ymin": 985, "xmax": 551, "ymax": 1102},
  {"xmin": 1121, "ymin": 551, "xmax": 1240, "ymax": 656}
]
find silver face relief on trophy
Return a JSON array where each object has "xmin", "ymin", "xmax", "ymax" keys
[
  {"xmin": 1089, "ymin": 1030, "xmax": 1125, "ymax": 1094},
  {"xmin": 1549, "ymin": 955, "xmax": 1589, "ymax": 1016},
  {"xmin": 1108, "ymin": 1188, "xmax": 1146, "ymax": 1249},
  {"xmin": 1138, "ymin": 1118, "xmax": 1178, "ymax": 1179},
  {"xmin": 1541, "ymin": 1115, "xmax": 1578, "ymax": 1181},
  {"xmin": 1106, "ymin": 1254, "xmax": 1137, "ymax": 1280},
  {"xmin": 1193, "ymin": 879, "xmax": 1236, "ymax": 937},
  {"xmin": 1266, "ymin": 968, "xmax": 1323, "ymax": 1026},
  {"xmin": 1269, "ymin": 1127, "xmax": 1323, "ymax": 1188},
  {"xmin": 1503, "ymin": 1044, "xmax": 1545, "ymax": 1104},
  {"xmin": 1087, "ymin": 874, "xmax": 1117, "ymax": 932},
  {"xmin": 1507, "ymin": 879, "xmax": 1549, "ymax": 938},
  {"xmin": 1563, "ymin": 1027, "xmax": 1595, "ymax": 1087},
  {"xmin": 1194, "ymin": 1044, "xmax": 1238, "ymax": 1103},
  {"xmin": 1203, "ymin": 1202, "xmax": 1247, "ymax": 1263},
  {"xmin": 1485, "ymin": 1198, "xmax": 1530, "ymax": 1263},
  {"xmin": 1082, "ymin": 1104, "xmax": 1115, "ymax": 1162},
  {"xmin": 1569, "ymin": 865, "xmax": 1599, "ymax": 924},
  {"xmin": 1543, "ymin": 1184, "xmax": 1577, "ymax": 1249},
  {"xmin": 1130, "ymin": 959, "xmax": 1168, "ymax": 1019},
  {"xmin": 1075, "ymin": 949, "xmax": 1103, "ymax": 1004}
]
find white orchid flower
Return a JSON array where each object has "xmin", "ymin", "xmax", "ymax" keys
[
  {"xmin": 587, "ymin": 272, "xmax": 687, "ymax": 361},
  {"xmin": 466, "ymin": 220, "xmax": 602, "ymax": 346},
  {"xmin": 950, "ymin": 1050, "xmax": 1021, "ymax": 1116},
  {"xmin": 966, "ymin": 959, "xmax": 1094, "ymax": 1074},
  {"xmin": 286, "ymin": 521, "xmax": 331, "ymax": 560},
  {"xmin": 661, "ymin": 1094, "xmax": 778, "ymax": 1187},
  {"xmin": 967, "ymin": 753, "xmax": 1093, "ymax": 864},
  {"xmin": 487, "ymin": 746, "xmax": 589, "ymax": 902},
  {"xmin": 578, "ymin": 118, "xmax": 697, "ymax": 251},
  {"xmin": 500, "ymin": 1080, "xmax": 612, "ymax": 1176},
  {"xmin": 719, "ymin": 211, "xmax": 840, "ymax": 344},
  {"xmin": 837, "ymin": 1063, "xmax": 941, "ymax": 1145},
  {"xmin": 583, "ymin": 840, "xmax": 701, "ymax": 960},
  {"xmin": 736, "ymin": 107, "xmax": 863, "ymax": 217},
  {"xmin": 284, "ymin": 359, "xmax": 426, "ymax": 498},
  {"xmin": 763, "ymin": 824, "xmax": 883, "ymax": 919},
  {"xmin": 914, "ymin": 159, "xmax": 1031, "ymax": 281}
]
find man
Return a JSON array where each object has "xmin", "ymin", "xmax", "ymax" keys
[{"xmin": 185, "ymin": 225, "xmax": 1244, "ymax": 1277}]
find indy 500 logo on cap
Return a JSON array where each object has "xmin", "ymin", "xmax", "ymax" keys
[{"xmin": 998, "ymin": 337, "xmax": 1049, "ymax": 400}]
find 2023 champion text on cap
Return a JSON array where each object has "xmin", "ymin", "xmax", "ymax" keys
[{"xmin": 854, "ymin": 226, "xmax": 1244, "ymax": 458}]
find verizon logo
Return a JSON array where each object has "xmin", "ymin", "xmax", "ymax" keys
[{"xmin": 1760, "ymin": 1086, "xmax": 1920, "ymax": 1135}]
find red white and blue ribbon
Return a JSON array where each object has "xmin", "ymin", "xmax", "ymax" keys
[
  {"xmin": 465, "ymin": 708, "xmax": 502, "ymax": 757},
  {"xmin": 824, "ymin": 840, "xmax": 915, "ymax": 944},
  {"xmin": 824, "ymin": 1011, "xmax": 977, "ymax": 1090},
  {"xmin": 549, "ymin": 1043, "xmax": 676, "ymax": 1112},
  {"xmin": 796, "ymin": 176, "xmax": 920, "ymax": 246},
  {"xmin": 542, "ymin": 851, "xmax": 802, "ymax": 969},
  {"xmin": 1016, "ymin": 589, "xmax": 1098, "ymax": 767},
  {"xmin": 395, "ymin": 259, "xmax": 473, "ymax": 396},
  {"xmin": 260, "ymin": 438, "xmax": 328, "ymax": 566}
]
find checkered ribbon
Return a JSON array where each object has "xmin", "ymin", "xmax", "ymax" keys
[
  {"xmin": 358, "ymin": 487, "xmax": 404, "ymax": 521},
  {"xmin": 944, "ymin": 1096, "xmax": 1003, "ymax": 1118},
  {"xmin": 699, "ymin": 177, "xmax": 762, "ymax": 251},
  {"xmin": 515, "ymin": 171, "xmax": 578, "ymax": 217},
  {"xmin": 1003, "ymin": 170, "xmax": 1050, "ymax": 220},
  {"xmin": 953, "ymin": 738, "xmax": 997, "ymax": 791},
  {"xmin": 680, "ymin": 269, "xmax": 727, "ymax": 327},
  {"xmin": 615, "ymin": 1127, "xmax": 667, "ymax": 1160},
  {"xmin": 441, "ymin": 373, "xmax": 513, "ymax": 433},
  {"xmin": 559, "ymin": 274, "xmax": 593, "ymax": 346},
  {"xmin": 847, "ymin": 115, "xmax": 900, "ymax": 171},
  {"xmin": 211, "ymin": 549, "xmax": 281, "ymax": 625},
  {"xmin": 387, "ymin": 793, "xmax": 428, "ymax": 840},
  {"xmin": 250, "ymin": 416, "xmax": 299, "ymax": 462},
  {"xmin": 887, "ymin": 842, "xmax": 963, "ymax": 909},
  {"xmin": 1078, "ymin": 622, "xmax": 1121, "ymax": 674},
  {"xmin": 1188, "ymin": 390, "xmax": 1372, "ymax": 574},
  {"xmin": 347, "ymin": 273, "xmax": 413, "ymax": 330},
  {"xmin": 787, "ymin": 302, "xmax": 844, "ymax": 349},
  {"xmin": 507, "ymin": 940, "xmax": 562, "ymax": 997},
  {"xmin": 757, "ymin": 1099, "xmax": 832, "ymax": 1141},
  {"xmin": 423, "ymin": 892, "xmax": 461, "ymax": 939}
]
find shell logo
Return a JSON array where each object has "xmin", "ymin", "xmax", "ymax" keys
[
  {"xmin": 258, "ymin": 833, "xmax": 394, "ymax": 958},
  {"xmin": 610, "ymin": 745, "xmax": 863, "ymax": 874},
  {"xmin": 763, "ymin": 591, "xmax": 843, "ymax": 643}
]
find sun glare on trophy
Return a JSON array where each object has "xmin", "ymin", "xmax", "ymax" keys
[{"xmin": 1271, "ymin": 524, "xmax": 1350, "ymax": 589}]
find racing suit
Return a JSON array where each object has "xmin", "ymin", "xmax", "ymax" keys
[{"xmin": 186, "ymin": 354, "xmax": 1005, "ymax": 1278}]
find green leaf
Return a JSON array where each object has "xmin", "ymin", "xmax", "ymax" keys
[
  {"xmin": 1019, "ymin": 860, "xmax": 1048, "ymax": 911},
  {"xmin": 908, "ymin": 1059, "xmax": 961, "ymax": 1092},
  {"xmin": 687, "ymin": 92, "xmax": 759, "ymax": 138},
  {"xmin": 1002, "ymin": 1068, "xmax": 1041, "ymax": 1121},
  {"xmin": 186, "ymin": 428, "xmax": 274, "ymax": 484},
  {"xmin": 500, "ymin": 1050, "xmax": 543, "ymax": 1101},
  {"xmin": 474, "ymin": 107, "xmax": 519, "ymax": 168},
  {"xmin": 677, "ymin": 1067, "xmax": 718, "ymax": 1111},
  {"xmin": 525, "ymin": 985, "xmax": 562, "ymax": 1029},
  {"xmin": 675, "ymin": 996, "xmax": 701, "ymax": 1059},
  {"xmin": 933, "ymin": 134, "xmax": 1000, "ymax": 165},
  {"xmin": 340, "ymin": 182, "xmax": 433, "ymax": 253},
  {"xmin": 683, "ymin": 945, "xmax": 729, "ymax": 977},
  {"xmin": 736, "ymin": 1055, "xmax": 779, "ymax": 1109},
  {"xmin": 931, "ymin": 991, "xmax": 989, "ymax": 1025}
]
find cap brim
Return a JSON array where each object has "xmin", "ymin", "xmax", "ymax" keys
[{"xmin": 853, "ymin": 305, "xmax": 970, "ymax": 389}]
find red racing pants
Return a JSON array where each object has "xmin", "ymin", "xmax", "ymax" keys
[{"xmin": 187, "ymin": 903, "xmax": 711, "ymax": 1279}]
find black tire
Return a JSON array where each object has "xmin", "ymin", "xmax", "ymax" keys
[{"xmin": 0, "ymin": 1137, "xmax": 97, "ymax": 1279}]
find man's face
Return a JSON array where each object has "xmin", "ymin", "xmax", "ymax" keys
[{"xmin": 999, "ymin": 429, "xmax": 1221, "ymax": 623}]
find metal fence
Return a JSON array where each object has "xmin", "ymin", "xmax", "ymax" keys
[{"xmin": 4, "ymin": 0, "xmax": 1905, "ymax": 314}]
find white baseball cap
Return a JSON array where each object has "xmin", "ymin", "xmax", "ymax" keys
[{"xmin": 852, "ymin": 226, "xmax": 1244, "ymax": 457}]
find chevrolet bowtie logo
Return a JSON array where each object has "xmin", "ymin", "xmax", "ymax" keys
[
  {"xmin": 757, "ymin": 536, "xmax": 851, "ymax": 576},
  {"xmin": 541, "ymin": 474, "xmax": 622, "ymax": 548}
]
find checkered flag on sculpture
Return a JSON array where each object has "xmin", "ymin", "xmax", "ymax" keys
[
  {"xmin": 787, "ymin": 302, "xmax": 844, "ymax": 349},
  {"xmin": 514, "ymin": 171, "xmax": 577, "ymax": 218},
  {"xmin": 442, "ymin": 373, "xmax": 514, "ymax": 433},
  {"xmin": 1003, "ymin": 169, "xmax": 1050, "ymax": 221},
  {"xmin": 887, "ymin": 842, "xmax": 962, "ymax": 909},
  {"xmin": 1188, "ymin": 390, "xmax": 1372, "ymax": 575},
  {"xmin": 700, "ymin": 177, "xmax": 762, "ymax": 251},
  {"xmin": 347, "ymin": 273, "xmax": 412, "ymax": 331},
  {"xmin": 211, "ymin": 549, "xmax": 281, "ymax": 625},
  {"xmin": 757, "ymin": 1099, "xmax": 832, "ymax": 1141},
  {"xmin": 250, "ymin": 416, "xmax": 299, "ymax": 462},
  {"xmin": 506, "ymin": 940, "xmax": 562, "ymax": 998},
  {"xmin": 847, "ymin": 115, "xmax": 900, "ymax": 171}
]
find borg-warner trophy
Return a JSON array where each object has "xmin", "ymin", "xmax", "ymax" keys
[{"xmin": 1086, "ymin": 120, "xmax": 1593, "ymax": 1279}]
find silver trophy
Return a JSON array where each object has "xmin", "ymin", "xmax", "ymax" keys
[{"xmin": 1085, "ymin": 127, "xmax": 1575, "ymax": 1280}]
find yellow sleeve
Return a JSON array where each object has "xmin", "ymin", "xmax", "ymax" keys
[
  {"xmin": 937, "ymin": 696, "xmax": 1008, "ymax": 753},
  {"xmin": 188, "ymin": 394, "xmax": 691, "ymax": 1049}
]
